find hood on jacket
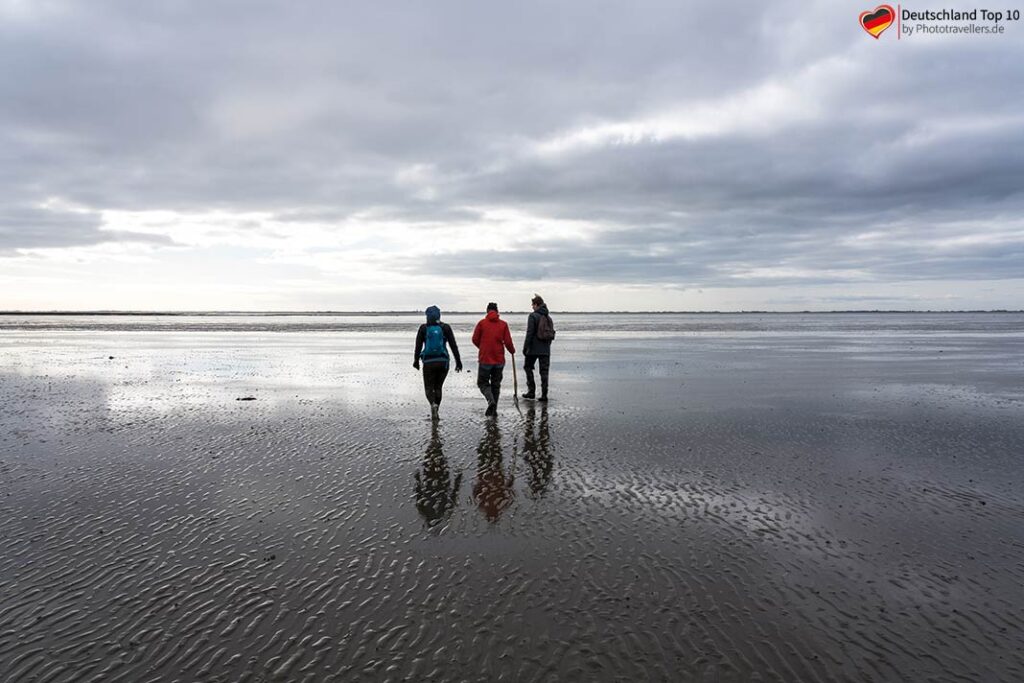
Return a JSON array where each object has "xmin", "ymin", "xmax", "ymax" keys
[
  {"xmin": 535, "ymin": 304, "xmax": 549, "ymax": 316},
  {"xmin": 425, "ymin": 305, "xmax": 441, "ymax": 323},
  {"xmin": 485, "ymin": 309, "xmax": 500, "ymax": 322}
]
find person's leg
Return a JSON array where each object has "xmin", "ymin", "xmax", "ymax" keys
[
  {"xmin": 434, "ymin": 365, "xmax": 449, "ymax": 405},
  {"xmin": 523, "ymin": 355, "xmax": 537, "ymax": 397},
  {"xmin": 422, "ymin": 364, "xmax": 435, "ymax": 404},
  {"xmin": 477, "ymin": 365, "xmax": 495, "ymax": 405},
  {"xmin": 423, "ymin": 363, "xmax": 445, "ymax": 411},
  {"xmin": 539, "ymin": 355, "xmax": 550, "ymax": 399},
  {"xmin": 491, "ymin": 365, "xmax": 504, "ymax": 404}
]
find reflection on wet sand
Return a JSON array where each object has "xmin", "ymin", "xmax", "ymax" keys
[
  {"xmin": 522, "ymin": 405, "xmax": 553, "ymax": 497},
  {"xmin": 413, "ymin": 408, "xmax": 555, "ymax": 525},
  {"xmin": 473, "ymin": 420, "xmax": 515, "ymax": 522},
  {"xmin": 413, "ymin": 420, "xmax": 461, "ymax": 526}
]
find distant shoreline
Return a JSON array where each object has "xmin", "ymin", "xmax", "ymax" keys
[{"xmin": 1, "ymin": 310, "xmax": 1021, "ymax": 316}]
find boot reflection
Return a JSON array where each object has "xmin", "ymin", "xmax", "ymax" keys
[
  {"xmin": 473, "ymin": 420, "xmax": 515, "ymax": 523},
  {"xmin": 523, "ymin": 404, "xmax": 554, "ymax": 497},
  {"xmin": 414, "ymin": 420, "xmax": 461, "ymax": 526}
]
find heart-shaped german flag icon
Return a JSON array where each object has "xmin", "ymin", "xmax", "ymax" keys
[{"xmin": 860, "ymin": 5, "xmax": 895, "ymax": 38}]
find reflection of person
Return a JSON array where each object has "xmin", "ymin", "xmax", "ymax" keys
[
  {"xmin": 522, "ymin": 404, "xmax": 553, "ymax": 497},
  {"xmin": 413, "ymin": 305, "xmax": 462, "ymax": 420},
  {"xmin": 473, "ymin": 420, "xmax": 515, "ymax": 522},
  {"xmin": 414, "ymin": 420, "xmax": 462, "ymax": 526},
  {"xmin": 522, "ymin": 294, "xmax": 554, "ymax": 401},
  {"xmin": 471, "ymin": 302, "xmax": 515, "ymax": 417}
]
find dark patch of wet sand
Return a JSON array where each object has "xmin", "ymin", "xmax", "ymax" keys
[{"xmin": 1, "ymin": 313, "xmax": 1022, "ymax": 681}]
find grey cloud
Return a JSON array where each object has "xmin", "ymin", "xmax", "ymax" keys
[
  {"xmin": 0, "ymin": 205, "xmax": 173, "ymax": 252},
  {"xmin": 393, "ymin": 216, "xmax": 1024, "ymax": 287},
  {"xmin": 1, "ymin": 1, "xmax": 1022, "ymax": 292},
  {"xmin": 0, "ymin": 1, "xmax": 789, "ymax": 209}
]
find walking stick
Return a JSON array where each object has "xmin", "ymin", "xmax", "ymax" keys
[{"xmin": 511, "ymin": 351, "xmax": 523, "ymax": 416}]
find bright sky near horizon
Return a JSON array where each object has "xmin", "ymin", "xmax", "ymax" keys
[{"xmin": 1, "ymin": 1, "xmax": 1022, "ymax": 311}]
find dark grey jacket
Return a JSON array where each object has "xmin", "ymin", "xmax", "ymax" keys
[{"xmin": 523, "ymin": 305, "xmax": 553, "ymax": 356}]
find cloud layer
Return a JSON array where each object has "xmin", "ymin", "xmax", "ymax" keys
[{"xmin": 1, "ymin": 1, "xmax": 1022, "ymax": 309}]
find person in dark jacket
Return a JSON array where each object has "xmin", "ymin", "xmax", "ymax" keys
[
  {"xmin": 471, "ymin": 302, "xmax": 515, "ymax": 416},
  {"xmin": 522, "ymin": 294, "xmax": 553, "ymax": 401},
  {"xmin": 414, "ymin": 305, "xmax": 462, "ymax": 419}
]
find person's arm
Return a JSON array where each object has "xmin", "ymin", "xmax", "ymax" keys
[
  {"xmin": 414, "ymin": 325, "xmax": 425, "ymax": 367},
  {"xmin": 443, "ymin": 323, "xmax": 463, "ymax": 371},
  {"xmin": 472, "ymin": 321, "xmax": 482, "ymax": 348},
  {"xmin": 524, "ymin": 313, "xmax": 536, "ymax": 355},
  {"xmin": 503, "ymin": 321, "xmax": 515, "ymax": 354}
]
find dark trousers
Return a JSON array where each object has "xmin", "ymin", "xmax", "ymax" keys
[
  {"xmin": 422, "ymin": 362, "xmax": 449, "ymax": 405},
  {"xmin": 477, "ymin": 364, "xmax": 504, "ymax": 405},
  {"xmin": 524, "ymin": 354, "xmax": 550, "ymax": 396}
]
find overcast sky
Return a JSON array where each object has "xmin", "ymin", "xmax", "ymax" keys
[{"xmin": 1, "ymin": 1, "xmax": 1022, "ymax": 311}]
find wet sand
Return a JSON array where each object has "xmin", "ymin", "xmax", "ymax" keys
[{"xmin": 1, "ymin": 313, "xmax": 1022, "ymax": 681}]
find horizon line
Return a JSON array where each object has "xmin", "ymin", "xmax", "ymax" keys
[{"xmin": 1, "ymin": 309, "xmax": 1022, "ymax": 316}]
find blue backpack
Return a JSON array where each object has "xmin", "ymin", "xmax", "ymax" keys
[{"xmin": 421, "ymin": 323, "xmax": 448, "ymax": 362}]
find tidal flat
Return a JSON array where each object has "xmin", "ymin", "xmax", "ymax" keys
[{"xmin": 1, "ymin": 312, "xmax": 1022, "ymax": 681}]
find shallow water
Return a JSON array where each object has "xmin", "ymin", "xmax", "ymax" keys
[{"xmin": 1, "ymin": 313, "xmax": 1022, "ymax": 681}]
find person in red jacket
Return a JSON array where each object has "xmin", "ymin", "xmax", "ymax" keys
[{"xmin": 471, "ymin": 302, "xmax": 516, "ymax": 416}]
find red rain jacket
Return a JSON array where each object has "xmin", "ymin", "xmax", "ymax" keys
[{"xmin": 471, "ymin": 310, "xmax": 515, "ymax": 365}]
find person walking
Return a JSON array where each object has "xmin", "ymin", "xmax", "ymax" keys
[
  {"xmin": 471, "ymin": 302, "xmax": 515, "ymax": 416},
  {"xmin": 522, "ymin": 294, "xmax": 555, "ymax": 401},
  {"xmin": 413, "ymin": 305, "xmax": 462, "ymax": 419}
]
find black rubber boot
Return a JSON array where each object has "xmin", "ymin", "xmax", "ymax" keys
[{"xmin": 522, "ymin": 392, "xmax": 536, "ymax": 399}]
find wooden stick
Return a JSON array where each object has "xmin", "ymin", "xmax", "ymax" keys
[{"xmin": 510, "ymin": 351, "xmax": 522, "ymax": 415}]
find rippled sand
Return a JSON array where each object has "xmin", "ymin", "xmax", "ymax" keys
[{"xmin": 1, "ymin": 313, "xmax": 1022, "ymax": 681}]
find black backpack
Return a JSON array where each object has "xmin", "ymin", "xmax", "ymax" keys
[{"xmin": 536, "ymin": 313, "xmax": 556, "ymax": 342}]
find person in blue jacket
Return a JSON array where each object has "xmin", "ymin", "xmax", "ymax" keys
[{"xmin": 414, "ymin": 305, "xmax": 463, "ymax": 419}]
